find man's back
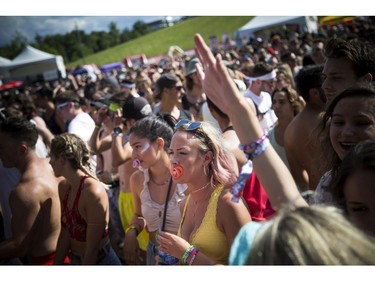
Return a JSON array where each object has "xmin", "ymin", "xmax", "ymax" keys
[
  {"xmin": 10, "ymin": 156, "xmax": 60, "ymax": 261},
  {"xmin": 284, "ymin": 108, "xmax": 324, "ymax": 191}
]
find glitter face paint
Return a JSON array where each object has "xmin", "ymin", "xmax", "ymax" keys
[{"xmin": 132, "ymin": 142, "xmax": 151, "ymax": 169}]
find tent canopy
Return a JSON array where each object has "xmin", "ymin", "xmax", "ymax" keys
[
  {"xmin": 0, "ymin": 56, "xmax": 12, "ymax": 66},
  {"xmin": 236, "ymin": 16, "xmax": 319, "ymax": 42},
  {"xmin": 11, "ymin": 45, "xmax": 56, "ymax": 67},
  {"xmin": 0, "ymin": 45, "xmax": 66, "ymax": 83}
]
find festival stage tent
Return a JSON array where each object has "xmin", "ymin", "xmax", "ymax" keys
[
  {"xmin": 2, "ymin": 45, "xmax": 66, "ymax": 83},
  {"xmin": 236, "ymin": 16, "xmax": 319, "ymax": 43}
]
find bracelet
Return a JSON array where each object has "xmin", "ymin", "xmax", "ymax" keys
[
  {"xmin": 248, "ymin": 138, "xmax": 270, "ymax": 160},
  {"xmin": 188, "ymin": 248, "xmax": 200, "ymax": 265},
  {"xmin": 125, "ymin": 225, "xmax": 138, "ymax": 236},
  {"xmin": 239, "ymin": 132, "xmax": 269, "ymax": 160},
  {"xmin": 181, "ymin": 245, "xmax": 195, "ymax": 264}
]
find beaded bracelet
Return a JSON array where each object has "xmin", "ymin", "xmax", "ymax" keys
[
  {"xmin": 181, "ymin": 245, "xmax": 195, "ymax": 264},
  {"xmin": 188, "ymin": 248, "xmax": 200, "ymax": 265}
]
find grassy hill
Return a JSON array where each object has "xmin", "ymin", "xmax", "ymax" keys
[{"xmin": 67, "ymin": 16, "xmax": 252, "ymax": 68}]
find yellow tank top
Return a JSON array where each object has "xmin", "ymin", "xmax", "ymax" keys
[{"xmin": 178, "ymin": 184, "xmax": 228, "ymax": 264}]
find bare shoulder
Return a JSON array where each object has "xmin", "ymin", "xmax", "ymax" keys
[
  {"xmin": 217, "ymin": 187, "xmax": 251, "ymax": 229},
  {"xmin": 82, "ymin": 177, "xmax": 108, "ymax": 197},
  {"xmin": 218, "ymin": 187, "xmax": 243, "ymax": 212}
]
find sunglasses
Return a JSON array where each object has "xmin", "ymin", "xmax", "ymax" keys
[
  {"xmin": 56, "ymin": 102, "xmax": 70, "ymax": 110},
  {"xmin": 175, "ymin": 85, "xmax": 185, "ymax": 91},
  {"xmin": 175, "ymin": 119, "xmax": 202, "ymax": 130}
]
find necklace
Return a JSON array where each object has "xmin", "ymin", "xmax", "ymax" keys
[
  {"xmin": 190, "ymin": 183, "xmax": 211, "ymax": 218},
  {"xmin": 150, "ymin": 175, "xmax": 170, "ymax": 186},
  {"xmin": 191, "ymin": 181, "xmax": 210, "ymax": 194}
]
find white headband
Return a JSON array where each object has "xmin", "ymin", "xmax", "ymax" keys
[
  {"xmin": 245, "ymin": 70, "xmax": 277, "ymax": 83},
  {"xmin": 120, "ymin": 82, "xmax": 135, "ymax": 88}
]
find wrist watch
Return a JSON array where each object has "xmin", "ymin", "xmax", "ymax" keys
[{"xmin": 112, "ymin": 127, "xmax": 123, "ymax": 137}]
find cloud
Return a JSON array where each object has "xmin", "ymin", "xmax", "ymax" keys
[{"xmin": 0, "ymin": 16, "xmax": 171, "ymax": 47}]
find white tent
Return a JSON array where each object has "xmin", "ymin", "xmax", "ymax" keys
[
  {"xmin": 2, "ymin": 45, "xmax": 66, "ymax": 83},
  {"xmin": 236, "ymin": 16, "xmax": 319, "ymax": 43}
]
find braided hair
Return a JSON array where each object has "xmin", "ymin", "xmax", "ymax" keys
[{"xmin": 50, "ymin": 133, "xmax": 96, "ymax": 179}]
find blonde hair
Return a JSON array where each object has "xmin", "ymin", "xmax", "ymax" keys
[
  {"xmin": 51, "ymin": 133, "xmax": 96, "ymax": 179},
  {"xmin": 176, "ymin": 121, "xmax": 237, "ymax": 188},
  {"xmin": 247, "ymin": 205, "xmax": 375, "ymax": 265}
]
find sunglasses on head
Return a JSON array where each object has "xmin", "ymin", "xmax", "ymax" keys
[
  {"xmin": 56, "ymin": 102, "xmax": 70, "ymax": 110},
  {"xmin": 175, "ymin": 119, "xmax": 202, "ymax": 130}
]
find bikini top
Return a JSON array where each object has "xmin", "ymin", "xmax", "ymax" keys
[
  {"xmin": 178, "ymin": 184, "xmax": 228, "ymax": 263},
  {"xmin": 61, "ymin": 175, "xmax": 108, "ymax": 242},
  {"xmin": 140, "ymin": 169, "xmax": 187, "ymax": 233}
]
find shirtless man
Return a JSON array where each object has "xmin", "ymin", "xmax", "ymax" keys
[
  {"xmin": 0, "ymin": 117, "xmax": 61, "ymax": 265},
  {"xmin": 284, "ymin": 65, "xmax": 326, "ymax": 191}
]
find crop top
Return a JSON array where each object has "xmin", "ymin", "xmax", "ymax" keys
[
  {"xmin": 61, "ymin": 175, "xmax": 108, "ymax": 242},
  {"xmin": 140, "ymin": 169, "xmax": 187, "ymax": 233},
  {"xmin": 178, "ymin": 184, "xmax": 229, "ymax": 264}
]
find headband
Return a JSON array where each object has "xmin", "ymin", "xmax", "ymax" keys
[
  {"xmin": 120, "ymin": 82, "xmax": 135, "ymax": 89},
  {"xmin": 245, "ymin": 70, "xmax": 277, "ymax": 83}
]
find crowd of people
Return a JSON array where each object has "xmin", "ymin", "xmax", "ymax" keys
[{"xmin": 1, "ymin": 20, "xmax": 375, "ymax": 266}]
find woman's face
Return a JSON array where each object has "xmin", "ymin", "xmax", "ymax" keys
[
  {"xmin": 169, "ymin": 131, "xmax": 206, "ymax": 184},
  {"xmin": 344, "ymin": 169, "xmax": 375, "ymax": 236},
  {"xmin": 49, "ymin": 154, "xmax": 63, "ymax": 177},
  {"xmin": 128, "ymin": 134, "xmax": 158, "ymax": 169},
  {"xmin": 330, "ymin": 96, "xmax": 375, "ymax": 160}
]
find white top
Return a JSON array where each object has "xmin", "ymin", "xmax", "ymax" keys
[
  {"xmin": 201, "ymin": 101, "xmax": 220, "ymax": 130},
  {"xmin": 140, "ymin": 169, "xmax": 187, "ymax": 233},
  {"xmin": 67, "ymin": 112, "xmax": 95, "ymax": 143},
  {"xmin": 244, "ymin": 89, "xmax": 278, "ymax": 131},
  {"xmin": 311, "ymin": 170, "xmax": 333, "ymax": 205}
]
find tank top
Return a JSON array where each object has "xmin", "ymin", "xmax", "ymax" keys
[
  {"xmin": 61, "ymin": 175, "xmax": 108, "ymax": 241},
  {"xmin": 178, "ymin": 184, "xmax": 228, "ymax": 263},
  {"xmin": 140, "ymin": 169, "xmax": 187, "ymax": 233}
]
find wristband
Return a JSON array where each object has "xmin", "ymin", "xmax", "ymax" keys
[
  {"xmin": 112, "ymin": 126, "xmax": 123, "ymax": 137},
  {"xmin": 188, "ymin": 248, "xmax": 200, "ymax": 265},
  {"xmin": 181, "ymin": 245, "xmax": 195, "ymax": 264}
]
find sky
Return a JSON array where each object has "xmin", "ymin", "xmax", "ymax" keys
[
  {"xmin": 1, "ymin": 0, "xmax": 365, "ymax": 48},
  {"xmin": 0, "ymin": 16, "xmax": 176, "ymax": 47}
]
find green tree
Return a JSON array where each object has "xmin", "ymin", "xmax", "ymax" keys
[
  {"xmin": 108, "ymin": 21, "xmax": 120, "ymax": 47},
  {"xmin": 132, "ymin": 20, "xmax": 152, "ymax": 36}
]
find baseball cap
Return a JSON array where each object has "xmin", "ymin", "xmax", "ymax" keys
[
  {"xmin": 185, "ymin": 57, "xmax": 202, "ymax": 76},
  {"xmin": 154, "ymin": 73, "xmax": 180, "ymax": 100},
  {"xmin": 122, "ymin": 96, "xmax": 152, "ymax": 121}
]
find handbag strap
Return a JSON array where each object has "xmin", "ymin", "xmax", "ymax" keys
[{"xmin": 161, "ymin": 177, "xmax": 173, "ymax": 231}]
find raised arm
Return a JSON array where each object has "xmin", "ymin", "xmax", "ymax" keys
[{"xmin": 194, "ymin": 33, "xmax": 307, "ymax": 209}]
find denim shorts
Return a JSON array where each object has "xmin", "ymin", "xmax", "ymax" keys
[{"xmin": 70, "ymin": 240, "xmax": 122, "ymax": 265}]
